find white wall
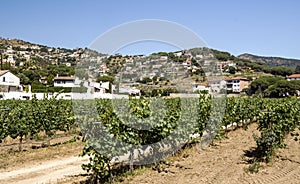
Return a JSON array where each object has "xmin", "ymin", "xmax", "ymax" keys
[
  {"xmin": 0, "ymin": 92, "xmax": 128, "ymax": 100},
  {"xmin": 0, "ymin": 72, "xmax": 20, "ymax": 86},
  {"xmin": 54, "ymin": 80, "xmax": 79, "ymax": 87}
]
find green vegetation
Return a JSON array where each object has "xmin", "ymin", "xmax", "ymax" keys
[
  {"xmin": 0, "ymin": 96, "xmax": 75, "ymax": 150},
  {"xmin": 249, "ymin": 76, "xmax": 300, "ymax": 97},
  {"xmin": 0, "ymin": 95, "xmax": 299, "ymax": 181},
  {"xmin": 78, "ymin": 96, "xmax": 299, "ymax": 182},
  {"xmin": 96, "ymin": 75, "xmax": 115, "ymax": 83},
  {"xmin": 254, "ymin": 98, "xmax": 299, "ymax": 162}
]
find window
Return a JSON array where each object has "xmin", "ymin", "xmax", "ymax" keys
[{"xmin": 2, "ymin": 77, "xmax": 5, "ymax": 82}]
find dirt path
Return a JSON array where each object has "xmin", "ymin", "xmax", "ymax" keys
[
  {"xmin": 123, "ymin": 124, "xmax": 300, "ymax": 184},
  {"xmin": 0, "ymin": 156, "xmax": 89, "ymax": 184}
]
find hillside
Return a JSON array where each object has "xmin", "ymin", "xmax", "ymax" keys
[{"xmin": 238, "ymin": 53, "xmax": 300, "ymax": 69}]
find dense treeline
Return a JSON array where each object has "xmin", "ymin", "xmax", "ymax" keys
[{"xmin": 248, "ymin": 76, "xmax": 300, "ymax": 97}]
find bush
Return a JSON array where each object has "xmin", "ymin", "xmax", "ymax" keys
[{"xmin": 31, "ymin": 86, "xmax": 87, "ymax": 93}]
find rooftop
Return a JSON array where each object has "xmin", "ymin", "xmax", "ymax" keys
[
  {"xmin": 0, "ymin": 70, "xmax": 10, "ymax": 76},
  {"xmin": 53, "ymin": 76, "xmax": 75, "ymax": 81},
  {"xmin": 287, "ymin": 74, "xmax": 300, "ymax": 78},
  {"xmin": 226, "ymin": 77, "xmax": 249, "ymax": 81}
]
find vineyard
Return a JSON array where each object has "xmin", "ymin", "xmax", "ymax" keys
[
  {"xmin": 0, "ymin": 96, "xmax": 299, "ymax": 182},
  {"xmin": 0, "ymin": 96, "xmax": 76, "ymax": 152}
]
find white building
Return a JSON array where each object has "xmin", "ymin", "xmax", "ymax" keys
[
  {"xmin": 6, "ymin": 55, "xmax": 15, "ymax": 66},
  {"xmin": 208, "ymin": 79, "xmax": 227, "ymax": 93},
  {"xmin": 93, "ymin": 81, "xmax": 112, "ymax": 94},
  {"xmin": 226, "ymin": 77, "xmax": 250, "ymax": 93},
  {"xmin": 0, "ymin": 70, "xmax": 21, "ymax": 92},
  {"xmin": 192, "ymin": 83, "xmax": 210, "ymax": 93},
  {"xmin": 53, "ymin": 76, "xmax": 79, "ymax": 88}
]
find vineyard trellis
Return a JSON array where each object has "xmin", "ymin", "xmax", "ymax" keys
[{"xmin": 0, "ymin": 95, "xmax": 299, "ymax": 181}]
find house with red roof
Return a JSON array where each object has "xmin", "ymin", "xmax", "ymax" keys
[
  {"xmin": 287, "ymin": 74, "xmax": 300, "ymax": 81},
  {"xmin": 226, "ymin": 77, "xmax": 250, "ymax": 93}
]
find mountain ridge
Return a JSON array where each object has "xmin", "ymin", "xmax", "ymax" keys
[{"xmin": 238, "ymin": 53, "xmax": 300, "ymax": 69}]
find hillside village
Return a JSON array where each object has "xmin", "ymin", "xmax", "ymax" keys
[{"xmin": 0, "ymin": 38, "xmax": 299, "ymax": 99}]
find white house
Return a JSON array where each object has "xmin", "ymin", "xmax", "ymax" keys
[
  {"xmin": 174, "ymin": 51, "xmax": 183, "ymax": 57},
  {"xmin": 0, "ymin": 70, "xmax": 21, "ymax": 92},
  {"xmin": 192, "ymin": 83, "xmax": 210, "ymax": 93},
  {"xmin": 6, "ymin": 55, "xmax": 16, "ymax": 66},
  {"xmin": 53, "ymin": 76, "xmax": 79, "ymax": 88},
  {"xmin": 287, "ymin": 74, "xmax": 300, "ymax": 81},
  {"xmin": 226, "ymin": 77, "xmax": 250, "ymax": 93},
  {"xmin": 208, "ymin": 79, "xmax": 227, "ymax": 93},
  {"xmin": 93, "ymin": 81, "xmax": 111, "ymax": 94}
]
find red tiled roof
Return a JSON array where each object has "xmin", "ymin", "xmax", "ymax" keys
[
  {"xmin": 287, "ymin": 74, "xmax": 300, "ymax": 78},
  {"xmin": 0, "ymin": 70, "xmax": 9, "ymax": 76}
]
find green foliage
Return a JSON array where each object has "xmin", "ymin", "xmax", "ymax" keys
[
  {"xmin": 228, "ymin": 66, "xmax": 236, "ymax": 74},
  {"xmin": 96, "ymin": 75, "xmax": 115, "ymax": 83},
  {"xmin": 47, "ymin": 74, "xmax": 55, "ymax": 86},
  {"xmin": 270, "ymin": 66, "xmax": 293, "ymax": 76},
  {"xmin": 249, "ymin": 76, "xmax": 283, "ymax": 95},
  {"xmin": 0, "ymin": 96, "xmax": 75, "ymax": 149},
  {"xmin": 249, "ymin": 76, "xmax": 300, "ymax": 97},
  {"xmin": 211, "ymin": 49, "xmax": 235, "ymax": 61},
  {"xmin": 138, "ymin": 77, "xmax": 152, "ymax": 84},
  {"xmin": 31, "ymin": 83, "xmax": 87, "ymax": 93},
  {"xmin": 255, "ymin": 98, "xmax": 299, "ymax": 162}
]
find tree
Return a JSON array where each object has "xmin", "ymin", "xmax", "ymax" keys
[
  {"xmin": 47, "ymin": 74, "xmax": 55, "ymax": 86},
  {"xmin": 270, "ymin": 66, "xmax": 293, "ymax": 76},
  {"xmin": 18, "ymin": 73, "xmax": 30, "ymax": 85},
  {"xmin": 138, "ymin": 77, "xmax": 152, "ymax": 84},
  {"xmin": 228, "ymin": 66, "xmax": 236, "ymax": 74},
  {"xmin": 295, "ymin": 65, "xmax": 300, "ymax": 74},
  {"xmin": 249, "ymin": 76, "xmax": 283, "ymax": 96},
  {"xmin": 96, "ymin": 75, "xmax": 115, "ymax": 83},
  {"xmin": 265, "ymin": 80, "xmax": 300, "ymax": 98}
]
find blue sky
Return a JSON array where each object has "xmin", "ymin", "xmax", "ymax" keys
[{"xmin": 0, "ymin": 0, "xmax": 299, "ymax": 58}]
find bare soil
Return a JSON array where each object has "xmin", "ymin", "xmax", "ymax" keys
[{"xmin": 0, "ymin": 141, "xmax": 87, "ymax": 184}]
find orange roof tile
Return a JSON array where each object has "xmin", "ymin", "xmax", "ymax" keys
[
  {"xmin": 0, "ymin": 70, "xmax": 9, "ymax": 76},
  {"xmin": 288, "ymin": 74, "xmax": 300, "ymax": 78}
]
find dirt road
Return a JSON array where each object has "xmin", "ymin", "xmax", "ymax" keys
[{"xmin": 0, "ymin": 156, "xmax": 88, "ymax": 184}]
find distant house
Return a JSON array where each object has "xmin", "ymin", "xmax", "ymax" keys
[
  {"xmin": 53, "ymin": 76, "xmax": 78, "ymax": 88},
  {"xmin": 160, "ymin": 56, "xmax": 168, "ymax": 61},
  {"xmin": 192, "ymin": 83, "xmax": 210, "ymax": 93},
  {"xmin": 39, "ymin": 77, "xmax": 47, "ymax": 84},
  {"xmin": 287, "ymin": 74, "xmax": 300, "ymax": 81},
  {"xmin": 93, "ymin": 81, "xmax": 116, "ymax": 94},
  {"xmin": 208, "ymin": 79, "xmax": 227, "ymax": 93},
  {"xmin": 174, "ymin": 52, "xmax": 183, "ymax": 57},
  {"xmin": 226, "ymin": 77, "xmax": 250, "ymax": 93},
  {"xmin": 0, "ymin": 70, "xmax": 21, "ymax": 92},
  {"xmin": 93, "ymin": 81, "xmax": 111, "ymax": 94}
]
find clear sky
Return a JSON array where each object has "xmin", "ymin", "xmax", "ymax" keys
[{"xmin": 0, "ymin": 0, "xmax": 299, "ymax": 58}]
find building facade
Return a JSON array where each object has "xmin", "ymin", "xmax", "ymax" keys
[{"xmin": 0, "ymin": 70, "xmax": 21, "ymax": 92}]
